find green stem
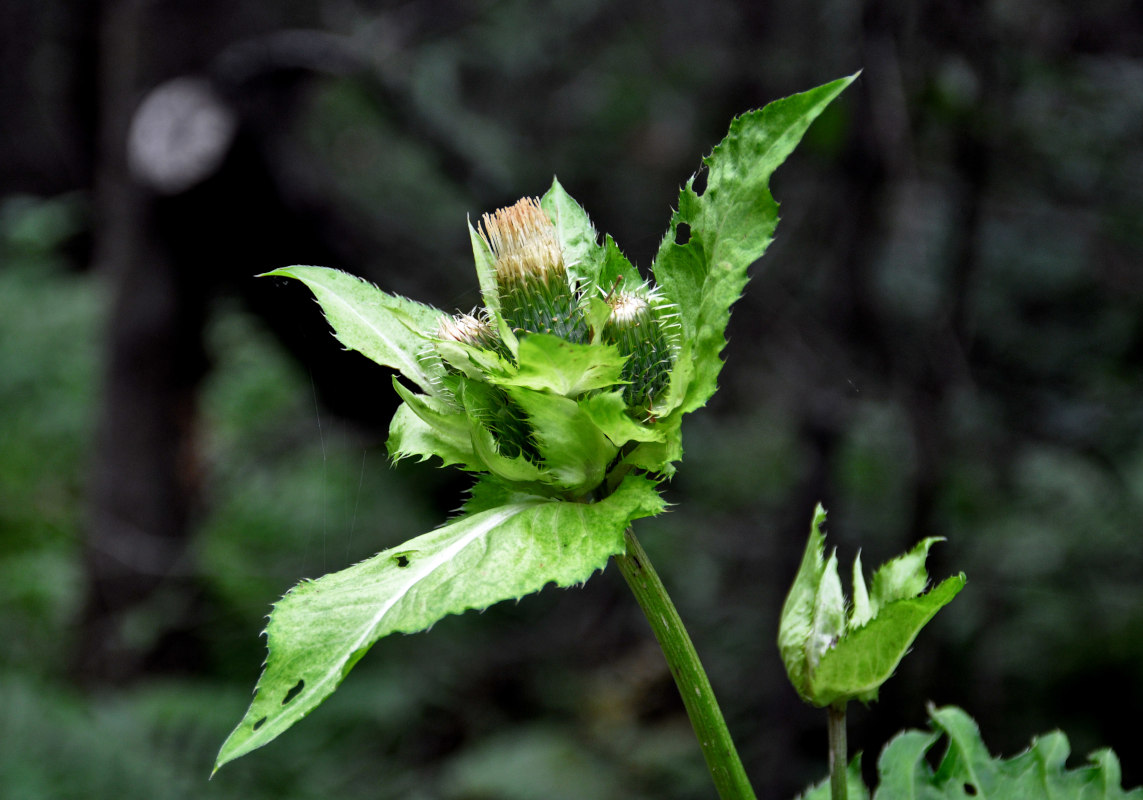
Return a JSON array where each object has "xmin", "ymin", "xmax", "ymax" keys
[
  {"xmin": 827, "ymin": 702, "xmax": 847, "ymax": 800},
  {"xmin": 614, "ymin": 527, "xmax": 758, "ymax": 800}
]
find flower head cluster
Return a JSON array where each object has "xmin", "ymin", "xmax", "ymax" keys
[{"xmin": 406, "ymin": 193, "xmax": 681, "ymax": 494}]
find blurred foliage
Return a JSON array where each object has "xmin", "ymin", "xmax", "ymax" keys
[
  {"xmin": 0, "ymin": 193, "xmax": 97, "ymax": 671},
  {"xmin": 2, "ymin": 0, "xmax": 1143, "ymax": 797}
]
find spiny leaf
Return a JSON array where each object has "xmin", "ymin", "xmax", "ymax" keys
[
  {"xmin": 653, "ymin": 73, "xmax": 858, "ymax": 415},
  {"xmin": 503, "ymin": 386, "xmax": 618, "ymax": 494},
  {"xmin": 214, "ymin": 472, "xmax": 666, "ymax": 772},
  {"xmin": 579, "ymin": 390, "xmax": 666, "ymax": 447},
  {"xmin": 387, "ymin": 378, "xmax": 479, "ymax": 470},
  {"xmin": 262, "ymin": 266, "xmax": 445, "ymax": 395},
  {"xmin": 810, "ymin": 575, "xmax": 965, "ymax": 706},
  {"xmin": 541, "ymin": 177, "xmax": 606, "ymax": 291}
]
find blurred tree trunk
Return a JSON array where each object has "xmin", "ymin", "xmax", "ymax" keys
[{"xmin": 74, "ymin": 0, "xmax": 213, "ymax": 684}]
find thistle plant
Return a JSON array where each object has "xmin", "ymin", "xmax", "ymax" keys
[
  {"xmin": 212, "ymin": 73, "xmax": 861, "ymax": 795},
  {"xmin": 212, "ymin": 71, "xmax": 1142, "ymax": 800}
]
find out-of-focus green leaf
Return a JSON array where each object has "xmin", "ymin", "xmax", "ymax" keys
[
  {"xmin": 797, "ymin": 706, "xmax": 1142, "ymax": 799},
  {"xmin": 795, "ymin": 754, "xmax": 869, "ymax": 800},
  {"xmin": 873, "ymin": 705, "xmax": 1143, "ymax": 799}
]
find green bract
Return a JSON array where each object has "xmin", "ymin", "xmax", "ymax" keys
[
  {"xmin": 216, "ymin": 74, "xmax": 857, "ymax": 773},
  {"xmin": 778, "ymin": 505, "xmax": 965, "ymax": 707}
]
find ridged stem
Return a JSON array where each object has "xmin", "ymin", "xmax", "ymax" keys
[{"xmin": 614, "ymin": 526, "xmax": 758, "ymax": 800}]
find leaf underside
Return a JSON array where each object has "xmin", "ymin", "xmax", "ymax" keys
[
  {"xmin": 262, "ymin": 265, "xmax": 446, "ymax": 394},
  {"xmin": 214, "ymin": 473, "xmax": 664, "ymax": 772}
]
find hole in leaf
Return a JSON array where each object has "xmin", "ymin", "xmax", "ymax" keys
[
  {"xmin": 282, "ymin": 679, "xmax": 305, "ymax": 705},
  {"xmin": 252, "ymin": 717, "xmax": 267, "ymax": 731},
  {"xmin": 392, "ymin": 552, "xmax": 411, "ymax": 568},
  {"xmin": 964, "ymin": 785, "xmax": 978, "ymax": 796},
  {"xmin": 674, "ymin": 222, "xmax": 691, "ymax": 245},
  {"xmin": 692, "ymin": 167, "xmax": 708, "ymax": 197}
]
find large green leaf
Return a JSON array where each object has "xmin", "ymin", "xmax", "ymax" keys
[
  {"xmin": 652, "ymin": 74, "xmax": 857, "ymax": 415},
  {"xmin": 262, "ymin": 266, "xmax": 446, "ymax": 395},
  {"xmin": 214, "ymin": 472, "xmax": 666, "ymax": 772}
]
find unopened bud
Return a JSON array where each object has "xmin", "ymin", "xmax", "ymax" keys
[{"xmin": 438, "ymin": 312, "xmax": 501, "ymax": 351}]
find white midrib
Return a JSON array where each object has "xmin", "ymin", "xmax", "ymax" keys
[{"xmin": 311, "ymin": 502, "xmax": 534, "ymax": 701}]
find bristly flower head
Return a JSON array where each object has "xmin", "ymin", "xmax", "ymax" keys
[
  {"xmin": 437, "ymin": 311, "xmax": 500, "ymax": 350},
  {"xmin": 603, "ymin": 285, "xmax": 678, "ymax": 411},
  {"xmin": 480, "ymin": 197, "xmax": 565, "ymax": 288},
  {"xmin": 480, "ymin": 197, "xmax": 589, "ymax": 343}
]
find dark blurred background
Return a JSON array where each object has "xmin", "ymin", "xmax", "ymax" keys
[{"xmin": 2, "ymin": 0, "xmax": 1142, "ymax": 797}]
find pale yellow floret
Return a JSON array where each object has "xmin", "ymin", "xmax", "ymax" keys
[{"xmin": 479, "ymin": 197, "xmax": 565, "ymax": 285}]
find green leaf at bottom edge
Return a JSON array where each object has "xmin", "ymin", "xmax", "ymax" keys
[
  {"xmin": 794, "ymin": 754, "xmax": 869, "ymax": 800},
  {"xmin": 875, "ymin": 705, "xmax": 1143, "ymax": 799},
  {"xmin": 213, "ymin": 472, "xmax": 665, "ymax": 773}
]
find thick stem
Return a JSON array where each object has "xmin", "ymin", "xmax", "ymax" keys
[
  {"xmin": 614, "ymin": 527, "xmax": 758, "ymax": 800},
  {"xmin": 827, "ymin": 702, "xmax": 848, "ymax": 800}
]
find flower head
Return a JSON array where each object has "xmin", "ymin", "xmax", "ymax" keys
[
  {"xmin": 480, "ymin": 197, "xmax": 566, "ymax": 290},
  {"xmin": 603, "ymin": 286, "xmax": 678, "ymax": 411},
  {"xmin": 480, "ymin": 197, "xmax": 588, "ymax": 343},
  {"xmin": 437, "ymin": 311, "xmax": 500, "ymax": 350}
]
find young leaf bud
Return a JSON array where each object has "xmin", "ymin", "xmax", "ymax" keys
[{"xmin": 480, "ymin": 198, "xmax": 589, "ymax": 343}]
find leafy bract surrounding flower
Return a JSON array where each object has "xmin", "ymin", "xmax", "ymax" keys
[
  {"xmin": 778, "ymin": 505, "xmax": 965, "ymax": 708},
  {"xmin": 798, "ymin": 705, "xmax": 1143, "ymax": 799},
  {"xmin": 215, "ymin": 74, "xmax": 857, "ymax": 773}
]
